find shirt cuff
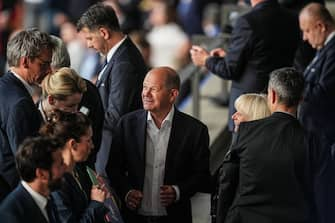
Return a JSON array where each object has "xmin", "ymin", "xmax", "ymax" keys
[{"xmin": 172, "ymin": 185, "xmax": 180, "ymax": 201}]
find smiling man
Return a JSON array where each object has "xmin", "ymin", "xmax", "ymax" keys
[
  {"xmin": 77, "ymin": 3, "xmax": 147, "ymax": 176},
  {"xmin": 106, "ymin": 67, "xmax": 210, "ymax": 223},
  {"xmin": 0, "ymin": 28, "xmax": 54, "ymax": 201}
]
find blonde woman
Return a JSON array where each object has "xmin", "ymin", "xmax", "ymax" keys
[
  {"xmin": 38, "ymin": 67, "xmax": 87, "ymax": 122},
  {"xmin": 232, "ymin": 93, "xmax": 271, "ymax": 132}
]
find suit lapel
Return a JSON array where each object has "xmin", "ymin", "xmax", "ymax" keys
[{"xmin": 136, "ymin": 111, "xmax": 147, "ymax": 164}]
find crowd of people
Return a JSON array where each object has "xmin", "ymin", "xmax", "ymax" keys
[{"xmin": 0, "ymin": 1, "xmax": 334, "ymax": 223}]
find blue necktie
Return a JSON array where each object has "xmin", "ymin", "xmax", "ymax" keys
[{"xmin": 46, "ymin": 197, "xmax": 58, "ymax": 223}]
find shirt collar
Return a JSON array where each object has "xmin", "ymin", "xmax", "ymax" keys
[
  {"xmin": 147, "ymin": 106, "xmax": 175, "ymax": 128},
  {"xmin": 21, "ymin": 180, "xmax": 48, "ymax": 211},
  {"xmin": 106, "ymin": 35, "xmax": 127, "ymax": 63},
  {"xmin": 10, "ymin": 70, "xmax": 35, "ymax": 97},
  {"xmin": 324, "ymin": 31, "xmax": 335, "ymax": 46}
]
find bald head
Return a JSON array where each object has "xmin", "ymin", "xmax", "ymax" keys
[
  {"xmin": 300, "ymin": 3, "xmax": 334, "ymax": 26},
  {"xmin": 299, "ymin": 3, "xmax": 335, "ymax": 49},
  {"xmin": 147, "ymin": 66, "xmax": 180, "ymax": 91}
]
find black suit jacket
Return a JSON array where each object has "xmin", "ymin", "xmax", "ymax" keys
[
  {"xmin": 217, "ymin": 112, "xmax": 311, "ymax": 223},
  {"xmin": 79, "ymin": 79, "xmax": 104, "ymax": 169},
  {"xmin": 95, "ymin": 37, "xmax": 147, "ymax": 175},
  {"xmin": 0, "ymin": 183, "xmax": 56, "ymax": 223},
  {"xmin": 106, "ymin": 108, "xmax": 210, "ymax": 223},
  {"xmin": 0, "ymin": 72, "xmax": 42, "ymax": 195},
  {"xmin": 205, "ymin": 0, "xmax": 300, "ymax": 130}
]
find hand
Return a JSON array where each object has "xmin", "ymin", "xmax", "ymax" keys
[
  {"xmin": 190, "ymin": 45, "xmax": 210, "ymax": 67},
  {"xmin": 160, "ymin": 185, "xmax": 176, "ymax": 207},
  {"xmin": 126, "ymin": 190, "xmax": 143, "ymax": 210},
  {"xmin": 91, "ymin": 185, "xmax": 107, "ymax": 203},
  {"xmin": 210, "ymin": 48, "xmax": 226, "ymax": 57}
]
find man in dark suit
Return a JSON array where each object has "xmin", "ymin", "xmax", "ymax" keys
[
  {"xmin": 216, "ymin": 67, "xmax": 312, "ymax": 223},
  {"xmin": 190, "ymin": 0, "xmax": 301, "ymax": 131},
  {"xmin": 77, "ymin": 3, "xmax": 147, "ymax": 176},
  {"xmin": 0, "ymin": 29, "xmax": 54, "ymax": 201},
  {"xmin": 106, "ymin": 67, "xmax": 210, "ymax": 223},
  {"xmin": 298, "ymin": 3, "xmax": 335, "ymax": 223},
  {"xmin": 0, "ymin": 136, "xmax": 66, "ymax": 223}
]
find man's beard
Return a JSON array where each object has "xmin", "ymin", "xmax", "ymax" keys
[{"xmin": 48, "ymin": 171, "xmax": 63, "ymax": 191}]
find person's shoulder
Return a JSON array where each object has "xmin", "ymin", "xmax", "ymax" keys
[
  {"xmin": 175, "ymin": 110, "xmax": 207, "ymax": 129},
  {"xmin": 120, "ymin": 109, "xmax": 146, "ymax": 122}
]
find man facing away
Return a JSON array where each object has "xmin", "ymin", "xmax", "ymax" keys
[
  {"xmin": 0, "ymin": 29, "xmax": 54, "ymax": 201},
  {"xmin": 77, "ymin": 2, "xmax": 147, "ymax": 176},
  {"xmin": 217, "ymin": 67, "xmax": 315, "ymax": 223},
  {"xmin": 106, "ymin": 67, "xmax": 210, "ymax": 223},
  {"xmin": 0, "ymin": 136, "xmax": 66, "ymax": 223},
  {"xmin": 190, "ymin": 0, "xmax": 301, "ymax": 131}
]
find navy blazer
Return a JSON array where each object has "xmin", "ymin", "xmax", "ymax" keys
[
  {"xmin": 217, "ymin": 112, "xmax": 312, "ymax": 223},
  {"xmin": 0, "ymin": 72, "xmax": 42, "ymax": 193},
  {"xmin": 95, "ymin": 37, "xmax": 147, "ymax": 175},
  {"xmin": 205, "ymin": 0, "xmax": 300, "ymax": 130},
  {"xmin": 79, "ymin": 79, "xmax": 104, "ymax": 169},
  {"xmin": 0, "ymin": 183, "xmax": 53, "ymax": 223},
  {"xmin": 299, "ymin": 36, "xmax": 335, "ymax": 143},
  {"xmin": 106, "ymin": 108, "xmax": 210, "ymax": 223}
]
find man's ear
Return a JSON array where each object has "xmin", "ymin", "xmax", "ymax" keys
[
  {"xmin": 47, "ymin": 95, "xmax": 55, "ymax": 106},
  {"xmin": 36, "ymin": 168, "xmax": 49, "ymax": 181},
  {"xmin": 271, "ymin": 89, "xmax": 276, "ymax": 104},
  {"xmin": 99, "ymin": 27, "xmax": 110, "ymax": 40},
  {"xmin": 22, "ymin": 57, "xmax": 29, "ymax": 69},
  {"xmin": 170, "ymin": 89, "xmax": 179, "ymax": 103}
]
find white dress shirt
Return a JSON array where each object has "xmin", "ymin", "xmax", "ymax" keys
[
  {"xmin": 97, "ymin": 36, "xmax": 127, "ymax": 81},
  {"xmin": 138, "ymin": 107, "xmax": 177, "ymax": 216},
  {"xmin": 21, "ymin": 181, "xmax": 50, "ymax": 222},
  {"xmin": 10, "ymin": 70, "xmax": 34, "ymax": 97}
]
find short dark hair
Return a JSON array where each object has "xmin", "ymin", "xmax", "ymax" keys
[
  {"xmin": 7, "ymin": 28, "xmax": 55, "ymax": 67},
  {"xmin": 77, "ymin": 3, "xmax": 120, "ymax": 32},
  {"xmin": 39, "ymin": 110, "xmax": 91, "ymax": 145},
  {"xmin": 15, "ymin": 136, "xmax": 62, "ymax": 182},
  {"xmin": 268, "ymin": 67, "xmax": 304, "ymax": 107}
]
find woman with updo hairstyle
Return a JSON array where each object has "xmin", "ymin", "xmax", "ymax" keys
[
  {"xmin": 39, "ymin": 110, "xmax": 109, "ymax": 223},
  {"xmin": 38, "ymin": 67, "xmax": 87, "ymax": 122}
]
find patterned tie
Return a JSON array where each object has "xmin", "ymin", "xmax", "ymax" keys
[{"xmin": 98, "ymin": 58, "xmax": 108, "ymax": 81}]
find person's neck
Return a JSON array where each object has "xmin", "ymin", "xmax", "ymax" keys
[
  {"xmin": 62, "ymin": 147, "xmax": 75, "ymax": 173},
  {"xmin": 150, "ymin": 109, "xmax": 171, "ymax": 129},
  {"xmin": 28, "ymin": 180, "xmax": 49, "ymax": 197},
  {"xmin": 41, "ymin": 99, "xmax": 53, "ymax": 118},
  {"xmin": 271, "ymin": 104, "xmax": 297, "ymax": 117}
]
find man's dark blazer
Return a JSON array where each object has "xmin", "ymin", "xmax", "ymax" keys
[
  {"xmin": 205, "ymin": 0, "xmax": 300, "ymax": 130},
  {"xmin": 0, "ymin": 183, "xmax": 54, "ymax": 223},
  {"xmin": 95, "ymin": 36, "xmax": 147, "ymax": 175},
  {"xmin": 0, "ymin": 72, "xmax": 42, "ymax": 196},
  {"xmin": 298, "ymin": 36, "xmax": 335, "ymax": 223},
  {"xmin": 217, "ymin": 112, "xmax": 312, "ymax": 223},
  {"xmin": 79, "ymin": 79, "xmax": 104, "ymax": 169},
  {"xmin": 106, "ymin": 108, "xmax": 210, "ymax": 223}
]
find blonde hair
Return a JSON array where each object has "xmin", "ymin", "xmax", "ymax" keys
[
  {"xmin": 42, "ymin": 67, "xmax": 87, "ymax": 100},
  {"xmin": 234, "ymin": 93, "xmax": 271, "ymax": 121}
]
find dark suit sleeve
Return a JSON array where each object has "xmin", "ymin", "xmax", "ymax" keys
[
  {"xmin": 106, "ymin": 119, "xmax": 132, "ymax": 199},
  {"xmin": 104, "ymin": 62, "xmax": 141, "ymax": 131},
  {"xmin": 205, "ymin": 16, "xmax": 253, "ymax": 80},
  {"xmin": 177, "ymin": 124, "xmax": 211, "ymax": 200},
  {"xmin": 216, "ymin": 134, "xmax": 240, "ymax": 223},
  {"xmin": 7, "ymin": 98, "xmax": 41, "ymax": 154}
]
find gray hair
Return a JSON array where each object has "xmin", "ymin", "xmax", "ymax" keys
[
  {"xmin": 7, "ymin": 28, "xmax": 55, "ymax": 67},
  {"xmin": 268, "ymin": 67, "xmax": 304, "ymax": 107},
  {"xmin": 50, "ymin": 35, "xmax": 71, "ymax": 69}
]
